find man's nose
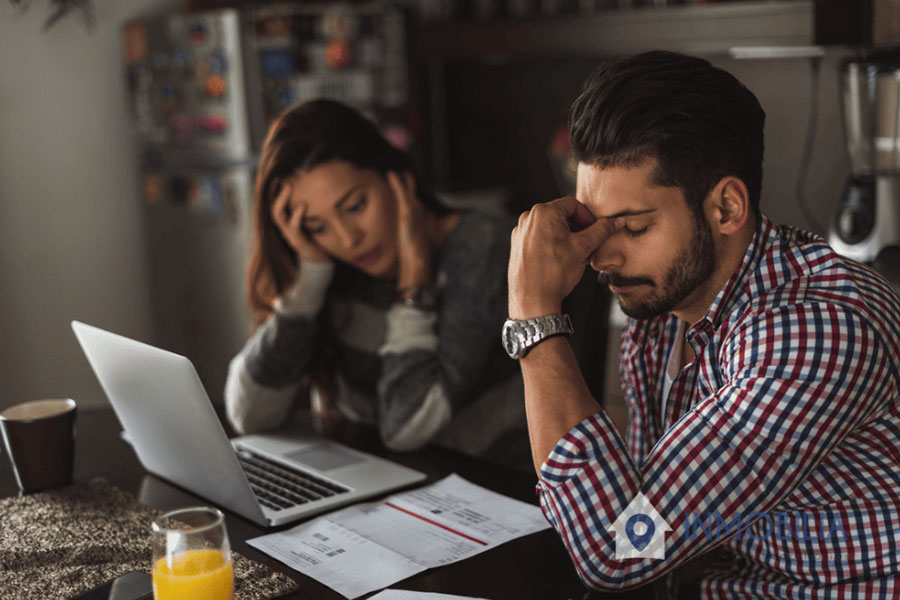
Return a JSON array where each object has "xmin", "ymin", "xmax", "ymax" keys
[{"xmin": 589, "ymin": 239, "xmax": 624, "ymax": 273}]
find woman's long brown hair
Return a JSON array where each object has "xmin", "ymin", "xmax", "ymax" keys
[{"xmin": 247, "ymin": 99, "xmax": 448, "ymax": 326}]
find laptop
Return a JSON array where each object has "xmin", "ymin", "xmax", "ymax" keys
[{"xmin": 71, "ymin": 321, "xmax": 426, "ymax": 527}]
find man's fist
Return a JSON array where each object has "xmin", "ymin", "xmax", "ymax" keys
[{"xmin": 508, "ymin": 196, "xmax": 622, "ymax": 319}]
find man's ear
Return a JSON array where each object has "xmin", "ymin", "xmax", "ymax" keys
[{"xmin": 706, "ymin": 177, "xmax": 751, "ymax": 236}]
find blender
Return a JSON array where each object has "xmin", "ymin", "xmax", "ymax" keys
[{"xmin": 829, "ymin": 49, "xmax": 900, "ymax": 275}]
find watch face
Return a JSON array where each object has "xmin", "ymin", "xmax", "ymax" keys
[{"xmin": 502, "ymin": 321, "xmax": 519, "ymax": 357}]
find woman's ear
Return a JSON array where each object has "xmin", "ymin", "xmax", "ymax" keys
[{"xmin": 707, "ymin": 177, "xmax": 751, "ymax": 236}]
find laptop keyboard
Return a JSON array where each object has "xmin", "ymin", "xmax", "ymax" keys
[{"xmin": 235, "ymin": 448, "xmax": 350, "ymax": 512}]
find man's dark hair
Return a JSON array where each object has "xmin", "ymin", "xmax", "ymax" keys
[{"xmin": 569, "ymin": 51, "xmax": 765, "ymax": 216}]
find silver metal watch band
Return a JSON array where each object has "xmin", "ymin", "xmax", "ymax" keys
[
  {"xmin": 503, "ymin": 313, "xmax": 574, "ymax": 359},
  {"xmin": 517, "ymin": 314, "xmax": 572, "ymax": 347}
]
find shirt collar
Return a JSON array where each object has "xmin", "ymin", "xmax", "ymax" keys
[{"xmin": 691, "ymin": 214, "xmax": 774, "ymax": 334}]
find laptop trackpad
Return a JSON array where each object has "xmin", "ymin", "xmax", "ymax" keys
[{"xmin": 284, "ymin": 444, "xmax": 364, "ymax": 471}]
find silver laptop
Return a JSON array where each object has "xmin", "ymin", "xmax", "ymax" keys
[{"xmin": 71, "ymin": 321, "xmax": 426, "ymax": 527}]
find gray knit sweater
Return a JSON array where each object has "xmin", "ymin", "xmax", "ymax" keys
[{"xmin": 224, "ymin": 211, "xmax": 524, "ymax": 454}]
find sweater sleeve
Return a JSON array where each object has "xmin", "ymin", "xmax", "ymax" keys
[
  {"xmin": 224, "ymin": 261, "xmax": 335, "ymax": 435},
  {"xmin": 375, "ymin": 213, "xmax": 512, "ymax": 451}
]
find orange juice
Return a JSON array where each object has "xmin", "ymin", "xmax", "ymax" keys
[{"xmin": 152, "ymin": 548, "xmax": 234, "ymax": 600}]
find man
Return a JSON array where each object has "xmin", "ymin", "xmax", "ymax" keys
[{"xmin": 503, "ymin": 51, "xmax": 900, "ymax": 597}]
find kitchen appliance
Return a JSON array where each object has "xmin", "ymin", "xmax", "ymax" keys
[
  {"xmin": 829, "ymin": 49, "xmax": 900, "ymax": 269},
  {"xmin": 120, "ymin": 4, "xmax": 412, "ymax": 403},
  {"xmin": 122, "ymin": 9, "xmax": 259, "ymax": 404}
]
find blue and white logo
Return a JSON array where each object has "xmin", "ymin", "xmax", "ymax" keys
[{"xmin": 609, "ymin": 493, "xmax": 670, "ymax": 559}]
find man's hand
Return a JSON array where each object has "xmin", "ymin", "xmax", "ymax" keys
[
  {"xmin": 508, "ymin": 197, "xmax": 622, "ymax": 319},
  {"xmin": 509, "ymin": 196, "xmax": 621, "ymax": 472}
]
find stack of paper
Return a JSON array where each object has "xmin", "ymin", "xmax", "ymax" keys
[{"xmin": 248, "ymin": 474, "xmax": 550, "ymax": 598}]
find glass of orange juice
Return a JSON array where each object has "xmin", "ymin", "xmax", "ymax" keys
[{"xmin": 151, "ymin": 507, "xmax": 234, "ymax": 600}]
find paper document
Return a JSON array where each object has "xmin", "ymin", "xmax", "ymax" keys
[
  {"xmin": 369, "ymin": 591, "xmax": 489, "ymax": 600},
  {"xmin": 248, "ymin": 474, "xmax": 550, "ymax": 599}
]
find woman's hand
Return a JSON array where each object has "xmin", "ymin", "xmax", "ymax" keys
[
  {"xmin": 270, "ymin": 179, "xmax": 332, "ymax": 265},
  {"xmin": 389, "ymin": 171, "xmax": 433, "ymax": 290}
]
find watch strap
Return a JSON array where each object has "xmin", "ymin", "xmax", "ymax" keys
[{"xmin": 503, "ymin": 313, "xmax": 574, "ymax": 359}]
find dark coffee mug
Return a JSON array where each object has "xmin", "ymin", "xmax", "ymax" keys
[{"xmin": 0, "ymin": 398, "xmax": 77, "ymax": 493}]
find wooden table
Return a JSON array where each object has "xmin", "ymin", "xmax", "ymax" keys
[{"xmin": 0, "ymin": 406, "xmax": 653, "ymax": 600}]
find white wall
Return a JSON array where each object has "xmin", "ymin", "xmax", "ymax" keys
[
  {"xmin": 714, "ymin": 50, "xmax": 849, "ymax": 236},
  {"xmin": 0, "ymin": 0, "xmax": 183, "ymax": 410}
]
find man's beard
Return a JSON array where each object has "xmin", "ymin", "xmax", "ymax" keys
[{"xmin": 601, "ymin": 216, "xmax": 716, "ymax": 321}]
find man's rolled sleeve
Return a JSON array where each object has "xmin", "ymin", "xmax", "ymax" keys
[
  {"xmin": 538, "ymin": 411, "xmax": 639, "ymax": 486},
  {"xmin": 536, "ymin": 412, "xmax": 644, "ymax": 590}
]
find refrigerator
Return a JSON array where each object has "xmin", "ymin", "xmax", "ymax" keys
[{"xmin": 120, "ymin": 3, "xmax": 412, "ymax": 404}]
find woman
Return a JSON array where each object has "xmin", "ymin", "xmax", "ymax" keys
[{"xmin": 225, "ymin": 99, "xmax": 523, "ymax": 459}]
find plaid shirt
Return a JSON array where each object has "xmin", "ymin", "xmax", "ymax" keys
[{"xmin": 536, "ymin": 216, "xmax": 900, "ymax": 598}]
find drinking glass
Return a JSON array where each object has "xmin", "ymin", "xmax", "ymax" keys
[{"xmin": 151, "ymin": 507, "xmax": 234, "ymax": 600}]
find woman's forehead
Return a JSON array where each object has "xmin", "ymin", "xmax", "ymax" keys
[{"xmin": 289, "ymin": 160, "xmax": 372, "ymax": 212}]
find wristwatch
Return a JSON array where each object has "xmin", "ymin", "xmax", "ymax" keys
[{"xmin": 502, "ymin": 313, "xmax": 574, "ymax": 359}]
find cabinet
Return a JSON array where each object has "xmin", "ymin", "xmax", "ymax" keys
[
  {"xmin": 410, "ymin": 1, "xmax": 820, "ymax": 200},
  {"xmin": 415, "ymin": 1, "xmax": 815, "ymax": 60}
]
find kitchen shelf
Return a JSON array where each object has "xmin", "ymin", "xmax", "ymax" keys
[{"xmin": 414, "ymin": 0, "xmax": 815, "ymax": 59}]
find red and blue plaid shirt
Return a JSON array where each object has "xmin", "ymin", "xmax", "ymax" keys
[{"xmin": 537, "ymin": 216, "xmax": 900, "ymax": 598}]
